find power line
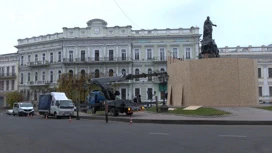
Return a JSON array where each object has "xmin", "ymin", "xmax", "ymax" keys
[{"xmin": 113, "ymin": 0, "xmax": 141, "ymax": 29}]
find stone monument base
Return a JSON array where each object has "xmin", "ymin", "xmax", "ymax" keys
[
  {"xmin": 199, "ymin": 53, "xmax": 217, "ymax": 59},
  {"xmin": 167, "ymin": 58, "xmax": 258, "ymax": 107}
]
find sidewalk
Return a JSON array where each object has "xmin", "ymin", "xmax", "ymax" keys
[{"xmin": 78, "ymin": 107, "xmax": 272, "ymax": 125}]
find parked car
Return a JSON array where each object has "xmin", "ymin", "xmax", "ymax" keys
[
  {"xmin": 13, "ymin": 102, "xmax": 34, "ymax": 116},
  {"xmin": 6, "ymin": 109, "xmax": 13, "ymax": 115}
]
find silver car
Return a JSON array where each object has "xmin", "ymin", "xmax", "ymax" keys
[
  {"xmin": 13, "ymin": 102, "xmax": 34, "ymax": 116},
  {"xmin": 6, "ymin": 109, "xmax": 13, "ymax": 115}
]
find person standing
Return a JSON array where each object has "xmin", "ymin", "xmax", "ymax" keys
[{"xmin": 137, "ymin": 95, "xmax": 142, "ymax": 104}]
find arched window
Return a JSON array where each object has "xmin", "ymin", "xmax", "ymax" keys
[
  {"xmin": 148, "ymin": 68, "xmax": 152, "ymax": 81},
  {"xmin": 135, "ymin": 69, "xmax": 139, "ymax": 81},
  {"xmin": 28, "ymin": 73, "xmax": 30, "ymax": 82},
  {"xmin": 109, "ymin": 69, "xmax": 113, "ymax": 77},
  {"xmin": 58, "ymin": 70, "xmax": 62, "ymax": 80},
  {"xmin": 20, "ymin": 73, "xmax": 23, "ymax": 84},
  {"xmin": 95, "ymin": 69, "xmax": 99, "ymax": 78},
  {"xmin": 81, "ymin": 70, "xmax": 85, "ymax": 77},
  {"xmin": 42, "ymin": 72, "xmax": 45, "ymax": 81},
  {"xmin": 50, "ymin": 71, "xmax": 53, "ymax": 83},
  {"xmin": 35, "ymin": 72, "xmax": 38, "ymax": 82},
  {"xmin": 69, "ymin": 70, "xmax": 73, "ymax": 78},
  {"xmin": 160, "ymin": 68, "xmax": 165, "ymax": 72},
  {"xmin": 121, "ymin": 69, "xmax": 126, "ymax": 75}
]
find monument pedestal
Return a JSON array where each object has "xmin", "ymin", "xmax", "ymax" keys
[
  {"xmin": 199, "ymin": 53, "xmax": 217, "ymax": 59},
  {"xmin": 167, "ymin": 58, "xmax": 258, "ymax": 107}
]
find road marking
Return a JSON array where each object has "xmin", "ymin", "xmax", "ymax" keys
[
  {"xmin": 219, "ymin": 135, "xmax": 247, "ymax": 138},
  {"xmin": 148, "ymin": 132, "xmax": 169, "ymax": 136}
]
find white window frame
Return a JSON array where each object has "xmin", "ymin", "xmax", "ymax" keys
[
  {"xmin": 172, "ymin": 48, "xmax": 179, "ymax": 58},
  {"xmin": 134, "ymin": 48, "xmax": 140, "ymax": 60},
  {"xmin": 28, "ymin": 55, "xmax": 31, "ymax": 63},
  {"xmin": 134, "ymin": 88, "xmax": 141, "ymax": 97},
  {"xmin": 121, "ymin": 69, "xmax": 126, "ymax": 75},
  {"xmin": 121, "ymin": 49, "xmax": 127, "ymax": 60},
  {"xmin": 50, "ymin": 71, "xmax": 53, "ymax": 83},
  {"xmin": 58, "ymin": 70, "xmax": 62, "ymax": 80},
  {"xmin": 94, "ymin": 49, "xmax": 100, "ymax": 61},
  {"xmin": 159, "ymin": 48, "xmax": 165, "ymax": 60},
  {"xmin": 50, "ymin": 52, "xmax": 53, "ymax": 63},
  {"xmin": 42, "ymin": 53, "xmax": 46, "ymax": 63},
  {"xmin": 58, "ymin": 52, "xmax": 62, "ymax": 62},
  {"xmin": 184, "ymin": 47, "xmax": 192, "ymax": 59},
  {"xmin": 20, "ymin": 56, "xmax": 24, "ymax": 66},
  {"xmin": 28, "ymin": 72, "xmax": 31, "ymax": 82},
  {"xmin": 20, "ymin": 73, "xmax": 24, "ymax": 84},
  {"xmin": 42, "ymin": 71, "xmax": 45, "ymax": 81},
  {"xmin": 146, "ymin": 48, "xmax": 153, "ymax": 60},
  {"xmin": 35, "ymin": 54, "xmax": 38, "ymax": 63},
  {"xmin": 69, "ymin": 51, "xmax": 73, "ymax": 61},
  {"xmin": 146, "ymin": 87, "xmax": 154, "ymax": 100}
]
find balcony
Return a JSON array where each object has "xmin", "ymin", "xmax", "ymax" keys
[
  {"xmin": 27, "ymin": 60, "xmax": 50, "ymax": 67},
  {"xmin": 152, "ymin": 56, "xmax": 167, "ymax": 63},
  {"xmin": 0, "ymin": 73, "xmax": 16, "ymax": 79},
  {"xmin": 27, "ymin": 81, "xmax": 50, "ymax": 87},
  {"xmin": 63, "ymin": 57, "xmax": 132, "ymax": 64}
]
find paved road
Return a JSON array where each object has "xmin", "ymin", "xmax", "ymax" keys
[{"xmin": 0, "ymin": 112, "xmax": 272, "ymax": 153}]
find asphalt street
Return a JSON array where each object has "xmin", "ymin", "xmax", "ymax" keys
[{"xmin": 0, "ymin": 112, "xmax": 272, "ymax": 153}]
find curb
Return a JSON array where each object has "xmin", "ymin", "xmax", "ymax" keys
[{"xmin": 79, "ymin": 116, "xmax": 272, "ymax": 125}]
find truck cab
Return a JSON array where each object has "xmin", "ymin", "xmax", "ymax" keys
[
  {"xmin": 38, "ymin": 92, "xmax": 75, "ymax": 119},
  {"xmin": 50, "ymin": 99, "xmax": 75, "ymax": 118}
]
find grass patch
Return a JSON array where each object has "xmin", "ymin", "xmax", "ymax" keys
[
  {"xmin": 145, "ymin": 107, "xmax": 230, "ymax": 116},
  {"xmin": 255, "ymin": 106, "xmax": 272, "ymax": 111}
]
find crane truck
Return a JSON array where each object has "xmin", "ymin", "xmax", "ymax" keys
[{"xmin": 88, "ymin": 71, "xmax": 168, "ymax": 116}]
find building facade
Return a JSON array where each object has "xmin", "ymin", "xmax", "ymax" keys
[
  {"xmin": 0, "ymin": 53, "xmax": 19, "ymax": 107},
  {"xmin": 219, "ymin": 44, "xmax": 272, "ymax": 102},
  {"xmin": 15, "ymin": 19, "xmax": 200, "ymax": 104}
]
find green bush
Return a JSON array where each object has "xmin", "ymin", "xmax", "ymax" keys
[{"xmin": 6, "ymin": 91, "xmax": 24, "ymax": 107}]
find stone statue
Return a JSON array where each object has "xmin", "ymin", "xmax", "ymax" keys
[
  {"xmin": 199, "ymin": 16, "xmax": 220, "ymax": 58},
  {"xmin": 203, "ymin": 16, "xmax": 217, "ymax": 41}
]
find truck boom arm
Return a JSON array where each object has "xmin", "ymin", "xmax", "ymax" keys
[{"xmin": 89, "ymin": 72, "xmax": 168, "ymax": 100}]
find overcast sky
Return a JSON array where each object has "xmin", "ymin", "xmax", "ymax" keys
[{"xmin": 0, "ymin": 0, "xmax": 271, "ymax": 55}]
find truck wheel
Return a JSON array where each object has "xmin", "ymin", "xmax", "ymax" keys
[
  {"xmin": 110, "ymin": 108, "xmax": 119, "ymax": 116},
  {"xmin": 54, "ymin": 112, "xmax": 59, "ymax": 119},
  {"xmin": 91, "ymin": 107, "xmax": 97, "ymax": 114},
  {"xmin": 126, "ymin": 112, "xmax": 133, "ymax": 116}
]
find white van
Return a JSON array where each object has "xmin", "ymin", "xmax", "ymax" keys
[
  {"xmin": 13, "ymin": 102, "xmax": 34, "ymax": 116},
  {"xmin": 38, "ymin": 92, "xmax": 75, "ymax": 118}
]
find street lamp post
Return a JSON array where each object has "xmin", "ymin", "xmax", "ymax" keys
[
  {"xmin": 158, "ymin": 73, "xmax": 169, "ymax": 112},
  {"xmin": 76, "ymin": 83, "xmax": 87, "ymax": 120}
]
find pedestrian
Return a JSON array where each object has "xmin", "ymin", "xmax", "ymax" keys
[
  {"xmin": 137, "ymin": 95, "xmax": 142, "ymax": 104},
  {"xmin": 133, "ymin": 96, "xmax": 137, "ymax": 103},
  {"xmin": 115, "ymin": 95, "xmax": 120, "ymax": 100}
]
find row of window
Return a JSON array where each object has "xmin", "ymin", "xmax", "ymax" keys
[
  {"xmin": 117, "ymin": 88, "xmax": 165, "ymax": 100},
  {"xmin": 21, "ymin": 52, "xmax": 62, "ymax": 66},
  {"xmin": 258, "ymin": 68, "xmax": 272, "ymax": 78},
  {"xmin": 0, "ymin": 66, "xmax": 16, "ymax": 76},
  {"xmin": 259, "ymin": 86, "xmax": 272, "ymax": 97},
  {"xmin": 20, "ymin": 68, "xmax": 166, "ymax": 84},
  {"xmin": 20, "ymin": 47, "xmax": 192, "ymax": 65},
  {"xmin": 21, "ymin": 87, "xmax": 165, "ymax": 101},
  {"xmin": 0, "ymin": 80, "xmax": 15, "ymax": 91}
]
